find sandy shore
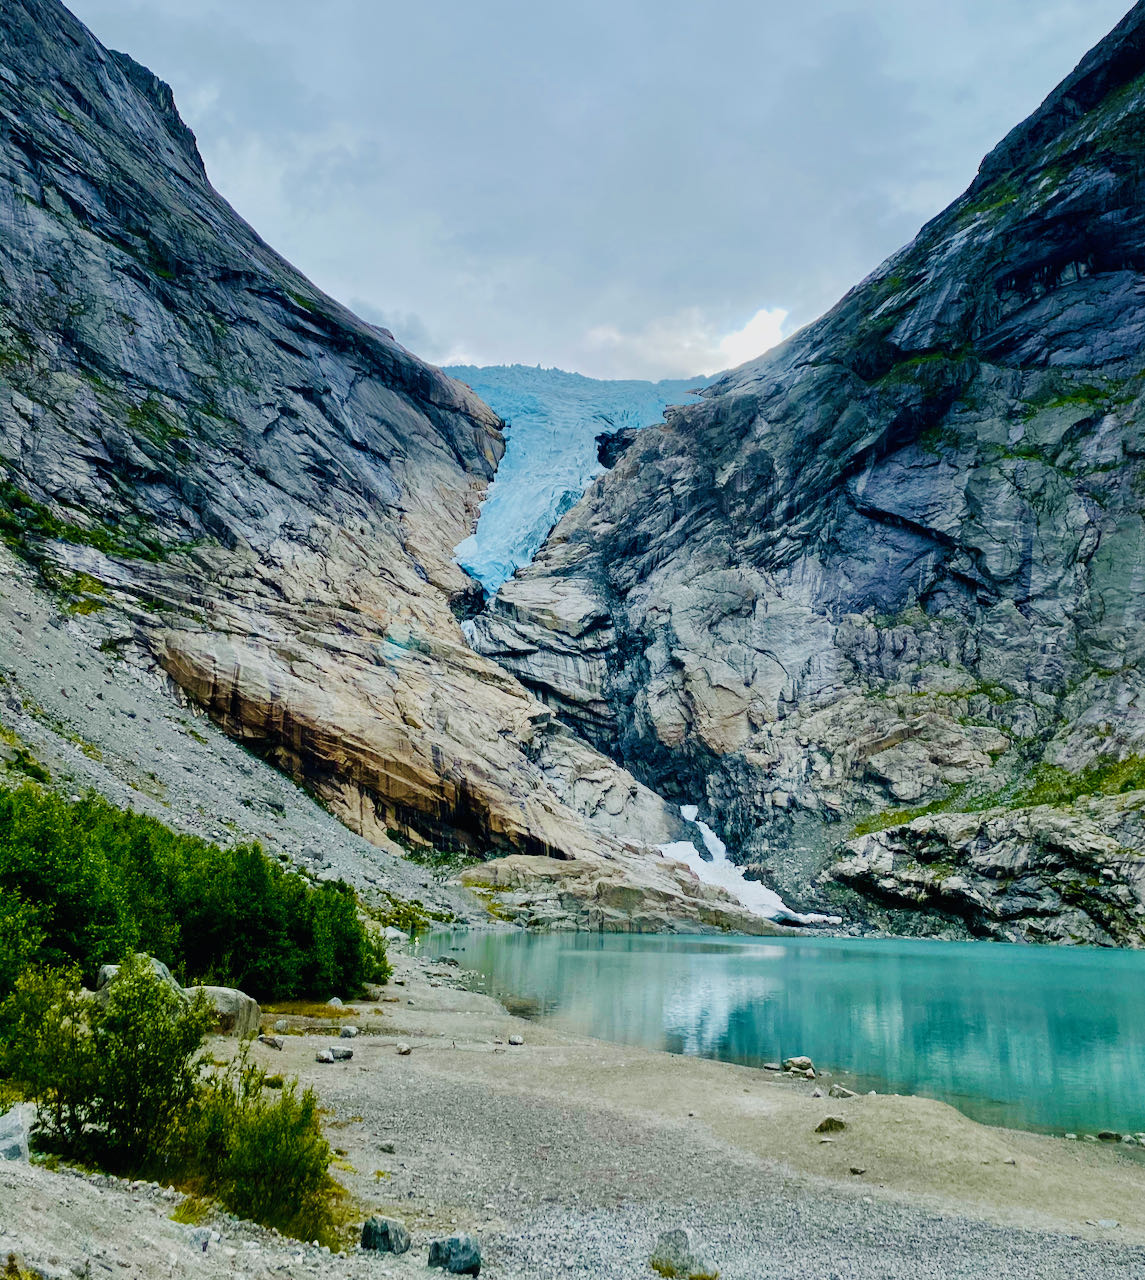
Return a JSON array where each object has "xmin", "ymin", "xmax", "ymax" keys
[{"xmin": 7, "ymin": 945, "xmax": 1145, "ymax": 1279}]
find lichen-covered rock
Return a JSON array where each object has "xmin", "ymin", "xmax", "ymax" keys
[
  {"xmin": 469, "ymin": 5, "xmax": 1145, "ymax": 939},
  {"xmin": 649, "ymin": 1228, "xmax": 718, "ymax": 1280}
]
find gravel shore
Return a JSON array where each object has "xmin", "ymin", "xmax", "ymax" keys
[{"xmin": 7, "ymin": 946, "xmax": 1145, "ymax": 1277}]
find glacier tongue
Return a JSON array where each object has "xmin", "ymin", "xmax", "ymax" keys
[
  {"xmin": 448, "ymin": 364, "xmax": 706, "ymax": 596},
  {"xmin": 662, "ymin": 806, "xmax": 842, "ymax": 926}
]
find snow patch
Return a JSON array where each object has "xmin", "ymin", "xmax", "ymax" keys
[{"xmin": 661, "ymin": 806, "xmax": 841, "ymax": 926}]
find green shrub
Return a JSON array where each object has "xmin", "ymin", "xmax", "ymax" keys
[
  {"xmin": 0, "ymin": 889, "xmax": 42, "ymax": 1000},
  {"xmin": 0, "ymin": 785, "xmax": 385, "ymax": 999},
  {"xmin": 0, "ymin": 962, "xmax": 341, "ymax": 1243}
]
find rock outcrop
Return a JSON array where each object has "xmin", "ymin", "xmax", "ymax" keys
[
  {"xmin": 0, "ymin": 0, "xmax": 758, "ymax": 932},
  {"xmin": 470, "ymin": 3, "xmax": 1145, "ymax": 940}
]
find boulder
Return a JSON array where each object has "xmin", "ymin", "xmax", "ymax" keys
[
  {"xmin": 815, "ymin": 1116, "xmax": 847, "ymax": 1134},
  {"xmin": 329, "ymin": 1046, "xmax": 353, "ymax": 1062},
  {"xmin": 190, "ymin": 986, "xmax": 260, "ymax": 1038},
  {"xmin": 0, "ymin": 1103, "xmax": 33, "ymax": 1162},
  {"xmin": 258, "ymin": 1034, "xmax": 284, "ymax": 1051},
  {"xmin": 428, "ymin": 1234, "xmax": 482, "ymax": 1275},
  {"xmin": 783, "ymin": 1056, "xmax": 814, "ymax": 1073},
  {"xmin": 315, "ymin": 1049, "xmax": 335, "ymax": 1063},
  {"xmin": 829, "ymin": 1084, "xmax": 858, "ymax": 1099},
  {"xmin": 361, "ymin": 1215, "xmax": 411, "ymax": 1255},
  {"xmin": 508, "ymin": 1033, "xmax": 524, "ymax": 1046},
  {"xmin": 382, "ymin": 927, "xmax": 408, "ymax": 944},
  {"xmin": 97, "ymin": 955, "xmax": 188, "ymax": 1004},
  {"xmin": 648, "ymin": 1228, "xmax": 718, "ymax": 1280},
  {"xmin": 396, "ymin": 1042, "xmax": 412, "ymax": 1056},
  {"xmin": 340, "ymin": 1025, "xmax": 359, "ymax": 1039}
]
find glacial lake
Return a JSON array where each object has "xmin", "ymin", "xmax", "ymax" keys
[{"xmin": 421, "ymin": 930, "xmax": 1145, "ymax": 1136}]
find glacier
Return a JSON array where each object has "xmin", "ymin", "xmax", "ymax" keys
[{"xmin": 448, "ymin": 364, "xmax": 707, "ymax": 596}]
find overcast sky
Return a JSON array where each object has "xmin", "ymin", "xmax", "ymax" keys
[{"xmin": 67, "ymin": 0, "xmax": 1132, "ymax": 379}]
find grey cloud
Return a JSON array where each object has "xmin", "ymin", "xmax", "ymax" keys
[{"xmin": 67, "ymin": 0, "xmax": 1134, "ymax": 377}]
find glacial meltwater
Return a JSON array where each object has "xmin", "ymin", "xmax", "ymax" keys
[{"xmin": 421, "ymin": 930, "xmax": 1145, "ymax": 1136}]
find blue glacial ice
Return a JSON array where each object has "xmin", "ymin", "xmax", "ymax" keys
[{"xmin": 448, "ymin": 364, "xmax": 708, "ymax": 597}]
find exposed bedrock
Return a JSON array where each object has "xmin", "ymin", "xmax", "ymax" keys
[
  {"xmin": 0, "ymin": 0, "xmax": 767, "ymax": 932},
  {"xmin": 471, "ymin": 2, "xmax": 1145, "ymax": 941}
]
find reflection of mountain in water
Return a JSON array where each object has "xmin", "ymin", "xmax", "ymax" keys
[{"xmin": 427, "ymin": 932, "xmax": 1145, "ymax": 1134}]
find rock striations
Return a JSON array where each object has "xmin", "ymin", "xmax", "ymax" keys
[
  {"xmin": 470, "ymin": 2, "xmax": 1145, "ymax": 944},
  {"xmin": 0, "ymin": 0, "xmax": 777, "ymax": 934}
]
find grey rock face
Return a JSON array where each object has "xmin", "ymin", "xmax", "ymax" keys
[
  {"xmin": 471, "ymin": 4, "xmax": 1145, "ymax": 941},
  {"xmin": 361, "ymin": 1214, "xmax": 411, "ymax": 1255},
  {"xmin": 0, "ymin": 0, "xmax": 766, "ymax": 934}
]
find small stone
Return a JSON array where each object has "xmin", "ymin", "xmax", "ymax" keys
[
  {"xmin": 360, "ymin": 1215, "xmax": 410, "ymax": 1255},
  {"xmin": 258, "ymin": 1035, "xmax": 284, "ymax": 1051},
  {"xmin": 783, "ymin": 1056, "xmax": 814, "ymax": 1073},
  {"xmin": 1097, "ymin": 1130, "xmax": 1121, "ymax": 1142},
  {"xmin": 815, "ymin": 1116, "xmax": 846, "ymax": 1134},
  {"xmin": 763, "ymin": 1062, "xmax": 782, "ymax": 1072},
  {"xmin": 1121, "ymin": 1134, "xmax": 1138, "ymax": 1146},
  {"xmin": 811, "ymin": 1088, "xmax": 824, "ymax": 1099},
  {"xmin": 1065, "ymin": 1133, "xmax": 1078, "ymax": 1140},
  {"xmin": 315, "ymin": 1049, "xmax": 335, "ymax": 1063},
  {"xmin": 508, "ymin": 1034, "xmax": 524, "ymax": 1047},
  {"xmin": 829, "ymin": 1084, "xmax": 857, "ymax": 1099},
  {"xmin": 273, "ymin": 1019, "xmax": 289, "ymax": 1033},
  {"xmin": 427, "ymin": 1233, "xmax": 482, "ymax": 1275},
  {"xmin": 1097, "ymin": 1219, "xmax": 1120, "ymax": 1229},
  {"xmin": 329, "ymin": 1046, "xmax": 353, "ymax": 1061},
  {"xmin": 804, "ymin": 1068, "xmax": 816, "ymax": 1079},
  {"xmin": 648, "ymin": 1228, "xmax": 716, "ymax": 1280},
  {"xmin": 379, "ymin": 1141, "xmax": 397, "ymax": 1154},
  {"xmin": 188, "ymin": 1227, "xmax": 211, "ymax": 1253},
  {"xmin": 1004, "ymin": 1157, "xmax": 1016, "ymax": 1165},
  {"xmin": 328, "ymin": 997, "xmax": 344, "ymax": 1008},
  {"xmin": 850, "ymin": 1166, "xmax": 866, "ymax": 1175},
  {"xmin": 396, "ymin": 1042, "xmax": 412, "ymax": 1056},
  {"xmin": 340, "ymin": 1026, "xmax": 359, "ymax": 1039}
]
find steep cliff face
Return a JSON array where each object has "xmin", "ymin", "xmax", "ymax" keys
[
  {"xmin": 0, "ymin": 0, "xmax": 779, "ymax": 933},
  {"xmin": 471, "ymin": 2, "xmax": 1145, "ymax": 943}
]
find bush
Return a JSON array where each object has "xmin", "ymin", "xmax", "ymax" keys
[
  {"xmin": 0, "ymin": 785, "xmax": 386, "ymax": 1000},
  {"xmin": 0, "ymin": 954, "xmax": 212, "ymax": 1169},
  {"xmin": 0, "ymin": 961, "xmax": 341, "ymax": 1243},
  {"xmin": 0, "ymin": 889, "xmax": 42, "ymax": 1000}
]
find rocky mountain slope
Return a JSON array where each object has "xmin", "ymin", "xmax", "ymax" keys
[
  {"xmin": 470, "ymin": 2, "xmax": 1145, "ymax": 945},
  {"xmin": 0, "ymin": 0, "xmax": 780, "ymax": 934}
]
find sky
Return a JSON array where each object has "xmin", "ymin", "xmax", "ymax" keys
[{"xmin": 67, "ymin": 0, "xmax": 1133, "ymax": 380}]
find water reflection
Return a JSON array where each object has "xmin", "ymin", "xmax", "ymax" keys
[{"xmin": 423, "ymin": 931, "xmax": 1145, "ymax": 1134}]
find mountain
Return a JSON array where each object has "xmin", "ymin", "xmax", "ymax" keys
[
  {"xmin": 0, "ymin": 0, "xmax": 779, "ymax": 935},
  {"xmin": 446, "ymin": 365, "xmax": 708, "ymax": 596},
  {"xmin": 469, "ymin": 2, "xmax": 1145, "ymax": 945}
]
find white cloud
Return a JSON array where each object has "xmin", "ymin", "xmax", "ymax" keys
[{"xmin": 581, "ymin": 306, "xmax": 790, "ymax": 380}]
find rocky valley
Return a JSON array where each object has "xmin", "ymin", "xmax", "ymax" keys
[{"xmin": 3, "ymin": 0, "xmax": 1145, "ymax": 948}]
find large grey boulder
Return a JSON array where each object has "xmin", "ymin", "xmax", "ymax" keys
[
  {"xmin": 189, "ymin": 986, "xmax": 260, "ymax": 1038},
  {"xmin": 0, "ymin": 1103, "xmax": 33, "ymax": 1162},
  {"xmin": 649, "ymin": 1228, "xmax": 718, "ymax": 1279},
  {"xmin": 361, "ymin": 1215, "xmax": 410, "ymax": 1255},
  {"xmin": 428, "ymin": 1234, "xmax": 482, "ymax": 1275},
  {"xmin": 97, "ymin": 955, "xmax": 189, "ymax": 1004}
]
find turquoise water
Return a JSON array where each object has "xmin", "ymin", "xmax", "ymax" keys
[{"xmin": 422, "ymin": 930, "xmax": 1145, "ymax": 1135}]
